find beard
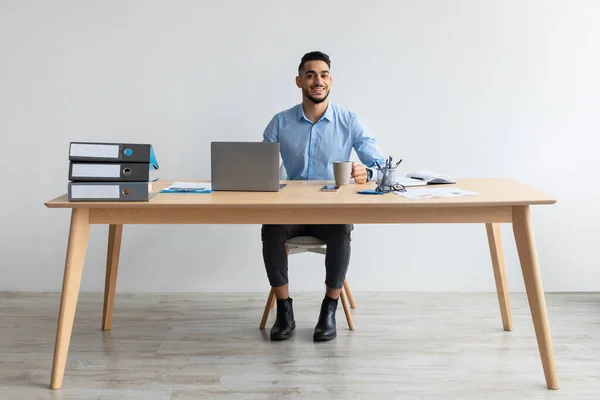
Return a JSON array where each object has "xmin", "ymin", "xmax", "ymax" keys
[{"xmin": 303, "ymin": 86, "xmax": 330, "ymax": 104}]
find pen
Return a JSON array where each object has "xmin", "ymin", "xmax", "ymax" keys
[{"xmin": 394, "ymin": 159, "xmax": 403, "ymax": 168}]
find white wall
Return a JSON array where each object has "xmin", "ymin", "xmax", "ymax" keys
[{"xmin": 1, "ymin": 0, "xmax": 599, "ymax": 293}]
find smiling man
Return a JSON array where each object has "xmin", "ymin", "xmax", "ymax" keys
[{"xmin": 261, "ymin": 51, "xmax": 386, "ymax": 342}]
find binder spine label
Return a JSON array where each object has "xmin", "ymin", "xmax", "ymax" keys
[
  {"xmin": 70, "ymin": 143, "xmax": 119, "ymax": 158},
  {"xmin": 71, "ymin": 185, "xmax": 120, "ymax": 199},
  {"xmin": 71, "ymin": 163, "xmax": 121, "ymax": 178}
]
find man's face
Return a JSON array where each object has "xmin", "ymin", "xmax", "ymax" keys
[{"xmin": 296, "ymin": 60, "xmax": 331, "ymax": 104}]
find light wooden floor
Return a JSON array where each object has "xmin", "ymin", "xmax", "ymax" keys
[{"xmin": 1, "ymin": 292, "xmax": 599, "ymax": 399}]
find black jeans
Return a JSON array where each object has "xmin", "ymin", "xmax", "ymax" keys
[{"xmin": 261, "ymin": 224, "xmax": 353, "ymax": 289}]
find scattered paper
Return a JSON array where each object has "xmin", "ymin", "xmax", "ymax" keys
[
  {"xmin": 160, "ymin": 181, "xmax": 212, "ymax": 193},
  {"xmin": 394, "ymin": 187, "xmax": 478, "ymax": 199}
]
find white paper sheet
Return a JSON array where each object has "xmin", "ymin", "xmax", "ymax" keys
[{"xmin": 394, "ymin": 187, "xmax": 478, "ymax": 199}]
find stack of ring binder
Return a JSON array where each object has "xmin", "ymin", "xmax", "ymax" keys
[{"xmin": 67, "ymin": 142, "xmax": 159, "ymax": 202}]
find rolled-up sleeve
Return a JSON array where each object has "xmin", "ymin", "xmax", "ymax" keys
[{"xmin": 350, "ymin": 115, "xmax": 386, "ymax": 180}]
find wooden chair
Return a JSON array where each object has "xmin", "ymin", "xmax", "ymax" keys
[
  {"xmin": 259, "ymin": 164, "xmax": 355, "ymax": 331},
  {"xmin": 258, "ymin": 235, "xmax": 356, "ymax": 331}
]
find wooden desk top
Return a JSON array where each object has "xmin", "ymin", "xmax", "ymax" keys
[{"xmin": 44, "ymin": 178, "xmax": 556, "ymax": 209}]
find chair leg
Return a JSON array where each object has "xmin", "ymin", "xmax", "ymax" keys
[
  {"xmin": 260, "ymin": 288, "xmax": 276, "ymax": 329},
  {"xmin": 340, "ymin": 288, "xmax": 355, "ymax": 330},
  {"xmin": 343, "ymin": 278, "xmax": 356, "ymax": 309},
  {"xmin": 270, "ymin": 295, "xmax": 276, "ymax": 309}
]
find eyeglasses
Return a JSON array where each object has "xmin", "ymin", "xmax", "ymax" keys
[{"xmin": 375, "ymin": 182, "xmax": 406, "ymax": 193}]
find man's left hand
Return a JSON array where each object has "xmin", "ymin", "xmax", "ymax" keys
[{"xmin": 352, "ymin": 162, "xmax": 368, "ymax": 184}]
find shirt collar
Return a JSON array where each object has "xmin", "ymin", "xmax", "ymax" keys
[{"xmin": 297, "ymin": 102, "xmax": 334, "ymax": 122}]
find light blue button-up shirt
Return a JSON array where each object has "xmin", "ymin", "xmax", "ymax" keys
[{"xmin": 262, "ymin": 103, "xmax": 386, "ymax": 181}]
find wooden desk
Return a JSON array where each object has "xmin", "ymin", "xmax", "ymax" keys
[{"xmin": 44, "ymin": 178, "xmax": 558, "ymax": 390}]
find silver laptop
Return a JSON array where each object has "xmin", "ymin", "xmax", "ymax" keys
[{"xmin": 211, "ymin": 142, "xmax": 286, "ymax": 191}]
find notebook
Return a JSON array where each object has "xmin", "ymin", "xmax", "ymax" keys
[{"xmin": 397, "ymin": 171, "xmax": 456, "ymax": 187}]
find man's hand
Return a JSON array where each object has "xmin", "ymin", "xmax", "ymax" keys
[{"xmin": 352, "ymin": 162, "xmax": 368, "ymax": 184}]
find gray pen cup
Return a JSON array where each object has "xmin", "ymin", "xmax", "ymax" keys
[
  {"xmin": 333, "ymin": 161, "xmax": 353, "ymax": 185},
  {"xmin": 377, "ymin": 168, "xmax": 398, "ymax": 186}
]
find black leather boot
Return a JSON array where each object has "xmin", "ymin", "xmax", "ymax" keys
[
  {"xmin": 313, "ymin": 295, "xmax": 338, "ymax": 341},
  {"xmin": 270, "ymin": 297, "xmax": 295, "ymax": 341}
]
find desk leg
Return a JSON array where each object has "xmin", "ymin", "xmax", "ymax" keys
[
  {"xmin": 485, "ymin": 223, "xmax": 512, "ymax": 331},
  {"xmin": 51, "ymin": 208, "xmax": 90, "ymax": 389},
  {"xmin": 102, "ymin": 224, "xmax": 123, "ymax": 331},
  {"xmin": 512, "ymin": 206, "xmax": 558, "ymax": 390}
]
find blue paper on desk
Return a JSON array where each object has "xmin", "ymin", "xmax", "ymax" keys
[
  {"xmin": 160, "ymin": 181, "xmax": 213, "ymax": 193},
  {"xmin": 356, "ymin": 189, "xmax": 384, "ymax": 195}
]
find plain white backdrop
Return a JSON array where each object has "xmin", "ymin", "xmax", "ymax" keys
[{"xmin": 1, "ymin": 0, "xmax": 598, "ymax": 293}]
